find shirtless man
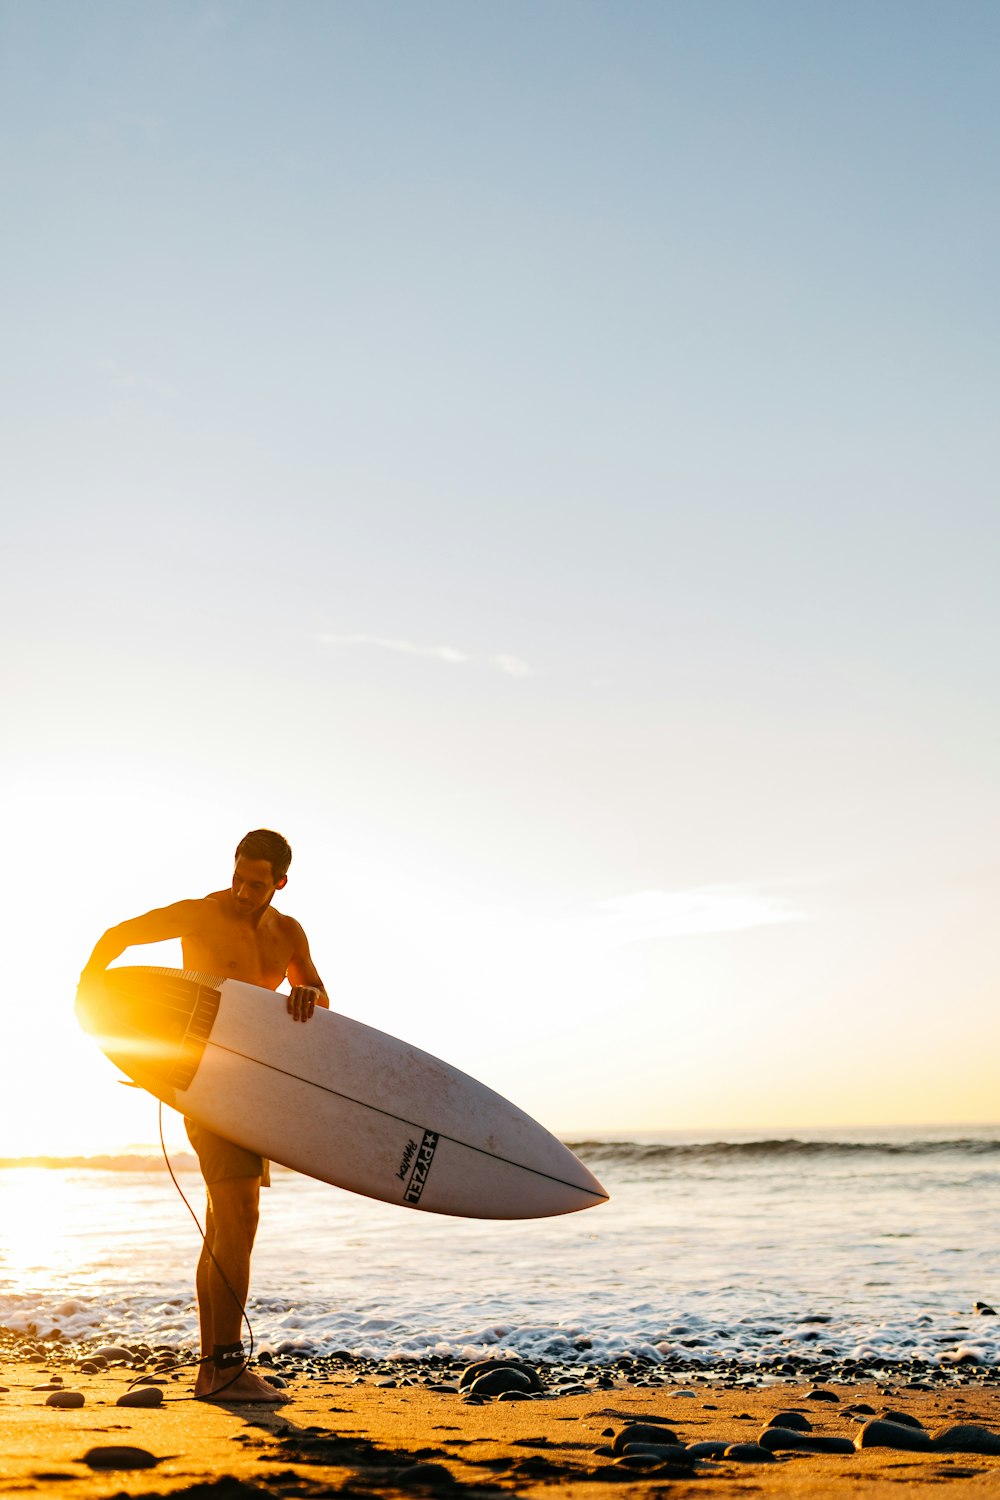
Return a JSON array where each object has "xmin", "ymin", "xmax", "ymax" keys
[{"xmin": 80, "ymin": 829, "xmax": 327, "ymax": 1402}]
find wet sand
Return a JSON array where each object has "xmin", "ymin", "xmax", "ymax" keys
[{"xmin": 2, "ymin": 1358, "xmax": 1000, "ymax": 1498}]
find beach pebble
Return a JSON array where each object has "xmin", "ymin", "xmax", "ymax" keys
[
  {"xmin": 81, "ymin": 1445, "xmax": 158, "ymax": 1470},
  {"xmin": 880, "ymin": 1409, "xmax": 923, "ymax": 1429},
  {"xmin": 724, "ymin": 1443, "xmax": 776, "ymax": 1463},
  {"xmin": 855, "ymin": 1419, "xmax": 932, "ymax": 1451},
  {"xmin": 395, "ymin": 1461, "xmax": 455, "ymax": 1487},
  {"xmin": 622, "ymin": 1442, "xmax": 692, "ymax": 1463},
  {"xmin": 932, "ymin": 1423, "xmax": 1000, "ymax": 1454},
  {"xmin": 759, "ymin": 1427, "xmax": 854, "ymax": 1454},
  {"xmin": 116, "ymin": 1386, "xmax": 164, "ymax": 1407},
  {"xmin": 469, "ymin": 1367, "xmax": 534, "ymax": 1398},
  {"xmin": 93, "ymin": 1345, "xmax": 134, "ymax": 1361},
  {"xmin": 612, "ymin": 1424, "xmax": 680, "ymax": 1453},
  {"xmin": 687, "ymin": 1440, "xmax": 728, "ymax": 1458},
  {"xmin": 459, "ymin": 1359, "xmax": 543, "ymax": 1393},
  {"xmin": 766, "ymin": 1409, "xmax": 812, "ymax": 1430},
  {"xmin": 46, "ymin": 1390, "xmax": 85, "ymax": 1408},
  {"xmin": 806, "ymin": 1388, "xmax": 840, "ymax": 1402}
]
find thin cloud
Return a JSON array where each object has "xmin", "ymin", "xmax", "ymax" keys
[
  {"xmin": 321, "ymin": 633, "xmax": 531, "ymax": 677},
  {"xmin": 490, "ymin": 653, "xmax": 532, "ymax": 678}
]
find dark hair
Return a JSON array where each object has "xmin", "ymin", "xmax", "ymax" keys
[{"xmin": 235, "ymin": 829, "xmax": 292, "ymax": 883}]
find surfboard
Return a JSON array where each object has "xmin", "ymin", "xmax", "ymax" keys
[{"xmin": 75, "ymin": 966, "xmax": 608, "ymax": 1220}]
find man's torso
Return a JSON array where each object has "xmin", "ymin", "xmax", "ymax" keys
[{"xmin": 181, "ymin": 892, "xmax": 297, "ymax": 989}]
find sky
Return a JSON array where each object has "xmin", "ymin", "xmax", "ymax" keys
[{"xmin": 2, "ymin": 0, "xmax": 998, "ymax": 1154}]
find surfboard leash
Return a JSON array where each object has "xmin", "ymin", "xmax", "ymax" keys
[{"xmin": 118, "ymin": 1103, "xmax": 260, "ymax": 1403}]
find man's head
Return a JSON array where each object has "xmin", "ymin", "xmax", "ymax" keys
[
  {"xmin": 231, "ymin": 830, "xmax": 292, "ymax": 914},
  {"xmin": 235, "ymin": 829, "xmax": 292, "ymax": 883}
]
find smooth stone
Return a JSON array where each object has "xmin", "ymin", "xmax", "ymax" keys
[
  {"xmin": 116, "ymin": 1387, "xmax": 163, "ymax": 1407},
  {"xmin": 856, "ymin": 1420, "xmax": 932, "ymax": 1452},
  {"xmin": 46, "ymin": 1391, "xmax": 85, "ymax": 1408},
  {"xmin": 724, "ymin": 1443, "xmax": 776, "ymax": 1463},
  {"xmin": 92, "ymin": 1345, "xmax": 134, "ymax": 1361},
  {"xmin": 81, "ymin": 1445, "xmax": 158, "ymax": 1470},
  {"xmin": 395, "ymin": 1461, "xmax": 455, "ymax": 1487},
  {"xmin": 766, "ymin": 1410, "xmax": 812, "ymax": 1430},
  {"xmin": 881, "ymin": 1409, "xmax": 924, "ymax": 1429},
  {"xmin": 760, "ymin": 1427, "xmax": 854, "ymax": 1454},
  {"xmin": 612, "ymin": 1424, "xmax": 680, "ymax": 1454},
  {"xmin": 459, "ymin": 1359, "xmax": 542, "ymax": 1393},
  {"xmin": 621, "ymin": 1443, "xmax": 695, "ymax": 1470},
  {"xmin": 688, "ymin": 1440, "xmax": 729, "ymax": 1459},
  {"xmin": 806, "ymin": 1388, "xmax": 840, "ymax": 1402},
  {"xmin": 469, "ymin": 1367, "xmax": 534, "ymax": 1398},
  {"xmin": 264, "ymin": 1374, "xmax": 287, "ymax": 1388},
  {"xmin": 932, "ymin": 1424, "xmax": 1000, "ymax": 1454}
]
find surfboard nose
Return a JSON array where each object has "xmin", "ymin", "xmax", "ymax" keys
[{"xmin": 557, "ymin": 1146, "xmax": 610, "ymax": 1213}]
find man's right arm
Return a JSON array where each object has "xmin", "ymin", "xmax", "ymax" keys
[{"xmin": 80, "ymin": 899, "xmax": 208, "ymax": 981}]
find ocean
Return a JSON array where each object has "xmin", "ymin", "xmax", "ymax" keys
[{"xmin": 1, "ymin": 1126, "xmax": 997, "ymax": 1374}]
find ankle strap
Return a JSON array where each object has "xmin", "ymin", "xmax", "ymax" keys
[{"xmin": 212, "ymin": 1342, "xmax": 245, "ymax": 1371}]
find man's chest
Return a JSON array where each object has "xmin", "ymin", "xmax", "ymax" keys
[{"xmin": 184, "ymin": 916, "xmax": 292, "ymax": 985}]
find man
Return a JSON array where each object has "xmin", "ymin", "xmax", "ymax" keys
[{"xmin": 80, "ymin": 829, "xmax": 327, "ymax": 1403}]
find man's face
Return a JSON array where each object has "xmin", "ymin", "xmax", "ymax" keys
[{"xmin": 231, "ymin": 855, "xmax": 283, "ymax": 915}]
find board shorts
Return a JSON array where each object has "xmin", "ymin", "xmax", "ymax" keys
[{"xmin": 185, "ymin": 1117, "xmax": 271, "ymax": 1188}]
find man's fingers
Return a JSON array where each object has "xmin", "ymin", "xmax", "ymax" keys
[{"xmin": 288, "ymin": 987, "xmax": 317, "ymax": 1022}]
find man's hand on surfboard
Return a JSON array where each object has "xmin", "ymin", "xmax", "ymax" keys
[{"xmin": 287, "ymin": 985, "xmax": 325, "ymax": 1022}]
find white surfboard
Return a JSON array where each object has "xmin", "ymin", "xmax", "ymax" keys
[{"xmin": 76, "ymin": 966, "xmax": 608, "ymax": 1220}]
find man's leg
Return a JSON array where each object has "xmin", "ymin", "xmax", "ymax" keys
[
  {"xmin": 194, "ymin": 1194, "xmax": 217, "ymax": 1362},
  {"xmin": 193, "ymin": 1175, "xmax": 286, "ymax": 1402}
]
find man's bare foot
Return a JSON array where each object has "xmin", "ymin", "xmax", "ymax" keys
[{"xmin": 194, "ymin": 1364, "xmax": 288, "ymax": 1403}]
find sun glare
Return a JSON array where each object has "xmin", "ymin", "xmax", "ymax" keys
[{"xmin": 0, "ymin": 1170, "xmax": 83, "ymax": 1292}]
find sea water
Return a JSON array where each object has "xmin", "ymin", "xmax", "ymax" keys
[{"xmin": 1, "ymin": 1126, "xmax": 997, "ymax": 1371}]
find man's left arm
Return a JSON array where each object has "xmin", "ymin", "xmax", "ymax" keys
[{"xmin": 285, "ymin": 922, "xmax": 329, "ymax": 1023}]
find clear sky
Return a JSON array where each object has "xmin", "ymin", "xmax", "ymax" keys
[{"xmin": 2, "ymin": 1, "xmax": 997, "ymax": 1154}]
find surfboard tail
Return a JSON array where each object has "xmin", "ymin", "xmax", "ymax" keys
[{"xmin": 76, "ymin": 968, "xmax": 222, "ymax": 1102}]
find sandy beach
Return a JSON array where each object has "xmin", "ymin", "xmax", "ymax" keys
[{"xmin": 3, "ymin": 1346, "xmax": 1000, "ymax": 1499}]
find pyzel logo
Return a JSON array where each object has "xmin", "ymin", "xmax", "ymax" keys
[{"xmin": 402, "ymin": 1129, "xmax": 440, "ymax": 1204}]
